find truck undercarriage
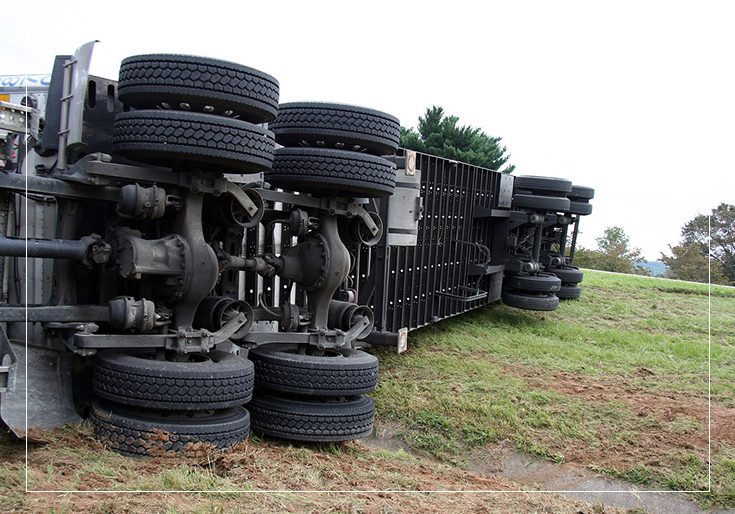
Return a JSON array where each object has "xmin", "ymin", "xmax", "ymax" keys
[{"xmin": 0, "ymin": 42, "xmax": 593, "ymax": 455}]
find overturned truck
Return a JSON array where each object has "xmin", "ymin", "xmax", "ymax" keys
[{"xmin": 0, "ymin": 43, "xmax": 594, "ymax": 455}]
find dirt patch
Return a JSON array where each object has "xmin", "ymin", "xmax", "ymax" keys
[
  {"xmin": 211, "ymin": 438, "xmax": 512, "ymax": 491},
  {"xmin": 543, "ymin": 370, "xmax": 733, "ymax": 444},
  {"xmin": 1, "ymin": 425, "xmax": 623, "ymax": 514},
  {"xmin": 510, "ymin": 365, "xmax": 734, "ymax": 471},
  {"xmin": 363, "ymin": 433, "xmax": 707, "ymax": 514}
]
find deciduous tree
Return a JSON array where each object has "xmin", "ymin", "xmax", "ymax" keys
[
  {"xmin": 660, "ymin": 243, "xmax": 728, "ymax": 284},
  {"xmin": 574, "ymin": 226, "xmax": 649, "ymax": 275},
  {"xmin": 659, "ymin": 203, "xmax": 734, "ymax": 285}
]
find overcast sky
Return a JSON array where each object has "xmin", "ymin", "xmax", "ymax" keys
[{"xmin": 5, "ymin": 0, "xmax": 733, "ymax": 260}]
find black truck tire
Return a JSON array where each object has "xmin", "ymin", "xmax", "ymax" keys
[
  {"xmin": 248, "ymin": 393, "xmax": 374, "ymax": 442},
  {"xmin": 548, "ymin": 266, "xmax": 584, "ymax": 284},
  {"xmin": 569, "ymin": 185, "xmax": 595, "ymax": 201},
  {"xmin": 504, "ymin": 272, "xmax": 562, "ymax": 293},
  {"xmin": 557, "ymin": 284, "xmax": 582, "ymax": 300},
  {"xmin": 512, "ymin": 194, "xmax": 571, "ymax": 212},
  {"xmin": 113, "ymin": 110, "xmax": 275, "ymax": 171},
  {"xmin": 568, "ymin": 201, "xmax": 593, "ymax": 215},
  {"xmin": 249, "ymin": 346, "xmax": 379, "ymax": 397},
  {"xmin": 502, "ymin": 291, "xmax": 560, "ymax": 311},
  {"xmin": 270, "ymin": 102, "xmax": 400, "ymax": 156},
  {"xmin": 118, "ymin": 54, "xmax": 279, "ymax": 123},
  {"xmin": 93, "ymin": 349, "xmax": 255, "ymax": 410},
  {"xmin": 513, "ymin": 176, "xmax": 572, "ymax": 195},
  {"xmin": 91, "ymin": 400, "xmax": 250, "ymax": 457},
  {"xmin": 268, "ymin": 147, "xmax": 396, "ymax": 197}
]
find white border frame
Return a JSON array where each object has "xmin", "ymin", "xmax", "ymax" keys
[{"xmin": 19, "ymin": 79, "xmax": 713, "ymax": 494}]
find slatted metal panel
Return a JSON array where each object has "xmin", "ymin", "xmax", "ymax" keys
[{"xmin": 357, "ymin": 150, "xmax": 508, "ymax": 342}]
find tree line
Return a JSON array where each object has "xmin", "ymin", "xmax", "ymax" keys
[{"xmin": 574, "ymin": 205, "xmax": 734, "ymax": 287}]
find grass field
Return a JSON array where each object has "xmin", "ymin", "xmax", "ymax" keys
[
  {"xmin": 0, "ymin": 270, "xmax": 733, "ymax": 512},
  {"xmin": 373, "ymin": 270, "xmax": 735, "ymax": 508}
]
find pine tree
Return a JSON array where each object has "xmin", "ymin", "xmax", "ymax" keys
[{"xmin": 400, "ymin": 106, "xmax": 514, "ymax": 173}]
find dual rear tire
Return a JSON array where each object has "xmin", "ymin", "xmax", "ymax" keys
[
  {"xmin": 114, "ymin": 54, "xmax": 281, "ymax": 174},
  {"xmin": 247, "ymin": 346, "xmax": 378, "ymax": 442},
  {"xmin": 567, "ymin": 185, "xmax": 595, "ymax": 216},
  {"xmin": 547, "ymin": 266, "xmax": 585, "ymax": 300},
  {"xmin": 92, "ymin": 346, "xmax": 379, "ymax": 452},
  {"xmin": 267, "ymin": 102, "xmax": 401, "ymax": 198},
  {"xmin": 91, "ymin": 350, "xmax": 255, "ymax": 456},
  {"xmin": 502, "ymin": 272, "xmax": 561, "ymax": 311},
  {"xmin": 512, "ymin": 176, "xmax": 572, "ymax": 213}
]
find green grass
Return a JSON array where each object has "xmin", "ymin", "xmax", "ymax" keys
[
  {"xmin": 372, "ymin": 270, "xmax": 735, "ymax": 508},
  {"xmin": 2, "ymin": 269, "xmax": 733, "ymax": 511}
]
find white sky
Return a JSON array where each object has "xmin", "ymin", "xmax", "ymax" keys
[{"xmin": 5, "ymin": 0, "xmax": 734, "ymax": 260}]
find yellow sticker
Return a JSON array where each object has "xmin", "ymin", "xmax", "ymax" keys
[{"xmin": 0, "ymin": 94, "xmax": 9, "ymax": 102}]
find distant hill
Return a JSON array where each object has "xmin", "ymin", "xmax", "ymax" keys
[{"xmin": 640, "ymin": 261, "xmax": 668, "ymax": 277}]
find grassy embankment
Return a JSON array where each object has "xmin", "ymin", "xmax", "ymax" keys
[
  {"xmin": 373, "ymin": 270, "xmax": 735, "ymax": 507},
  {"xmin": 0, "ymin": 270, "xmax": 732, "ymax": 511}
]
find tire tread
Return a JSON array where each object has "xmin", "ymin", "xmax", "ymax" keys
[
  {"xmin": 118, "ymin": 54, "xmax": 279, "ymax": 122},
  {"xmin": 91, "ymin": 401, "xmax": 250, "ymax": 456},
  {"xmin": 249, "ymin": 348, "xmax": 378, "ymax": 396},
  {"xmin": 93, "ymin": 350, "xmax": 255, "ymax": 410},
  {"xmin": 268, "ymin": 147, "xmax": 395, "ymax": 197},
  {"xmin": 271, "ymin": 103, "xmax": 400, "ymax": 155},
  {"xmin": 113, "ymin": 110, "xmax": 275, "ymax": 171},
  {"xmin": 249, "ymin": 394, "xmax": 374, "ymax": 442}
]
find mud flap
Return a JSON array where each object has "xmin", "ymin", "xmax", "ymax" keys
[{"xmin": 0, "ymin": 330, "xmax": 80, "ymax": 436}]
